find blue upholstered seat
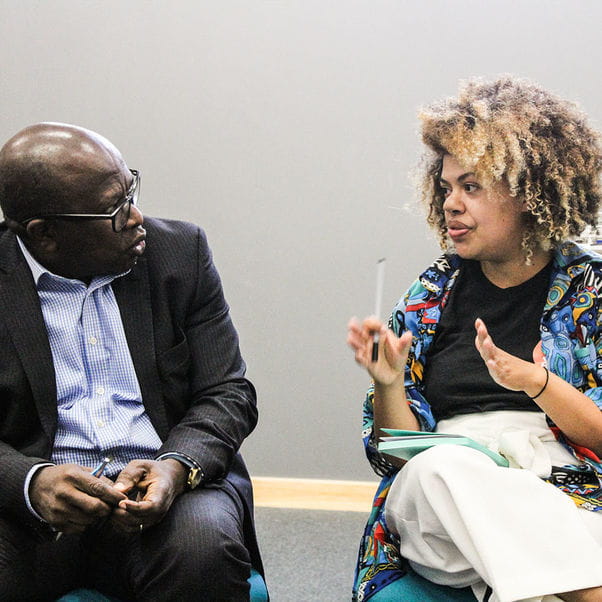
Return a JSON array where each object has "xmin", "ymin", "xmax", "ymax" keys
[
  {"xmin": 55, "ymin": 568, "xmax": 268, "ymax": 601},
  {"xmin": 369, "ymin": 569, "xmax": 477, "ymax": 601}
]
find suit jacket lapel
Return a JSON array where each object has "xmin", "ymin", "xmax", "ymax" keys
[
  {"xmin": 112, "ymin": 258, "xmax": 169, "ymax": 439},
  {"xmin": 0, "ymin": 232, "xmax": 57, "ymax": 440}
]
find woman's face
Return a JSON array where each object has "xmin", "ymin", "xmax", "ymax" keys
[{"xmin": 439, "ymin": 154, "xmax": 526, "ymax": 264}]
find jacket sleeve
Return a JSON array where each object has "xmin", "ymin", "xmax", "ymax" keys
[{"xmin": 155, "ymin": 226, "xmax": 258, "ymax": 483}]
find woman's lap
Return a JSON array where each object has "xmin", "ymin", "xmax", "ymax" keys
[{"xmin": 384, "ymin": 445, "xmax": 602, "ymax": 602}]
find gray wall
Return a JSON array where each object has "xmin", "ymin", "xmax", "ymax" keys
[{"xmin": 1, "ymin": 0, "xmax": 601, "ymax": 481}]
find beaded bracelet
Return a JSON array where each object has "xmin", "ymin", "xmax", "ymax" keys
[{"xmin": 530, "ymin": 366, "xmax": 549, "ymax": 400}]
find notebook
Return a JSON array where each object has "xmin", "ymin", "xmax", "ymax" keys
[{"xmin": 378, "ymin": 428, "xmax": 509, "ymax": 467}]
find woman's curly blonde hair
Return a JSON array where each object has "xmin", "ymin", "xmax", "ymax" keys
[{"xmin": 419, "ymin": 75, "xmax": 602, "ymax": 260}]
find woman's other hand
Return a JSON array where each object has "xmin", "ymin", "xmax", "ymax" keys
[
  {"xmin": 474, "ymin": 317, "xmax": 540, "ymax": 392},
  {"xmin": 347, "ymin": 316, "xmax": 412, "ymax": 386},
  {"xmin": 475, "ymin": 317, "xmax": 602, "ymax": 454}
]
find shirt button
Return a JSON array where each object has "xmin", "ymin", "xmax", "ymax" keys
[
  {"xmin": 97, "ymin": 419, "xmax": 105, "ymax": 428},
  {"xmin": 89, "ymin": 336, "xmax": 98, "ymax": 345},
  {"xmin": 96, "ymin": 386, "xmax": 105, "ymax": 395}
]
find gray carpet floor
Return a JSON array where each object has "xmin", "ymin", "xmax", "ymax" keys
[{"xmin": 254, "ymin": 507, "xmax": 368, "ymax": 601}]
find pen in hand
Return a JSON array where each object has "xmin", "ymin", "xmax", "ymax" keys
[
  {"xmin": 90, "ymin": 454, "xmax": 114, "ymax": 478},
  {"xmin": 54, "ymin": 454, "xmax": 114, "ymax": 541},
  {"xmin": 372, "ymin": 258, "xmax": 386, "ymax": 362}
]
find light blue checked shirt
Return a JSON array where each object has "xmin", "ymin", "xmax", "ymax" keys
[{"xmin": 18, "ymin": 239, "xmax": 163, "ymax": 481}]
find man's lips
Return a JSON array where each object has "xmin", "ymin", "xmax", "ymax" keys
[{"xmin": 130, "ymin": 234, "xmax": 146, "ymax": 256}]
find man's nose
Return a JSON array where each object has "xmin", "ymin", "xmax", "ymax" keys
[{"xmin": 128, "ymin": 204, "xmax": 144, "ymax": 228}]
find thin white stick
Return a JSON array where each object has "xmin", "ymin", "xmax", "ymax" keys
[
  {"xmin": 372, "ymin": 258, "xmax": 386, "ymax": 362},
  {"xmin": 374, "ymin": 257, "xmax": 386, "ymax": 319}
]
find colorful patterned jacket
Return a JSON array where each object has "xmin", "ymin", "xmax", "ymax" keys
[{"xmin": 354, "ymin": 241, "xmax": 602, "ymax": 601}]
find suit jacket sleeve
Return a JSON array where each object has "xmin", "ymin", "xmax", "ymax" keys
[{"xmin": 149, "ymin": 221, "xmax": 258, "ymax": 482}]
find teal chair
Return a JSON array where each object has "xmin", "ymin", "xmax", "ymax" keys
[
  {"xmin": 369, "ymin": 568, "xmax": 476, "ymax": 601},
  {"xmin": 56, "ymin": 568, "xmax": 268, "ymax": 601}
]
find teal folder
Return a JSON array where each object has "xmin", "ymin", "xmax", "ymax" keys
[{"xmin": 378, "ymin": 429, "xmax": 509, "ymax": 467}]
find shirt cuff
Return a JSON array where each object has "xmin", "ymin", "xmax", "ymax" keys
[{"xmin": 24, "ymin": 463, "xmax": 54, "ymax": 522}]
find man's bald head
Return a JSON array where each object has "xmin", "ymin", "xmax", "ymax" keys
[{"xmin": 0, "ymin": 122, "xmax": 127, "ymax": 222}]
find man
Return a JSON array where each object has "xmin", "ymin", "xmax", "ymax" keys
[{"xmin": 0, "ymin": 122, "xmax": 261, "ymax": 600}]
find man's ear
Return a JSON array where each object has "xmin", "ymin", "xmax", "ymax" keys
[
  {"xmin": 3, "ymin": 217, "xmax": 26, "ymax": 235},
  {"xmin": 24, "ymin": 219, "xmax": 58, "ymax": 252}
]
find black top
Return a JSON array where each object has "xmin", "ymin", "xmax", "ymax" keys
[{"xmin": 423, "ymin": 259, "xmax": 552, "ymax": 422}]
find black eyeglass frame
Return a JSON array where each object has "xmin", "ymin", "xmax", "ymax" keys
[{"xmin": 19, "ymin": 169, "xmax": 140, "ymax": 233}]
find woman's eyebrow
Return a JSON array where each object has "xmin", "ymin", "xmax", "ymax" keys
[{"xmin": 439, "ymin": 172, "xmax": 476, "ymax": 185}]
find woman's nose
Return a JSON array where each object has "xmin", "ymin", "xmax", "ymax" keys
[{"xmin": 443, "ymin": 188, "xmax": 464, "ymax": 214}]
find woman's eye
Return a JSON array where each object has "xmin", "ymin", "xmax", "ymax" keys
[
  {"xmin": 464, "ymin": 183, "xmax": 480, "ymax": 193},
  {"xmin": 440, "ymin": 186, "xmax": 451, "ymax": 197}
]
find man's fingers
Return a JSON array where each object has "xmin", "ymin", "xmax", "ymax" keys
[
  {"xmin": 31, "ymin": 464, "xmax": 119, "ymax": 526},
  {"xmin": 111, "ymin": 460, "xmax": 183, "ymax": 533},
  {"xmin": 81, "ymin": 475, "xmax": 125, "ymax": 505},
  {"xmin": 113, "ymin": 461, "xmax": 150, "ymax": 494},
  {"xmin": 45, "ymin": 489, "xmax": 114, "ymax": 531},
  {"xmin": 54, "ymin": 507, "xmax": 96, "ymax": 533},
  {"xmin": 113, "ymin": 492, "xmax": 166, "ymax": 532}
]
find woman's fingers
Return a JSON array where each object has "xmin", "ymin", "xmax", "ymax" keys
[
  {"xmin": 474, "ymin": 317, "xmax": 495, "ymax": 359},
  {"xmin": 348, "ymin": 316, "xmax": 412, "ymax": 385},
  {"xmin": 473, "ymin": 318, "xmax": 529, "ymax": 392},
  {"xmin": 347, "ymin": 316, "xmax": 385, "ymax": 356}
]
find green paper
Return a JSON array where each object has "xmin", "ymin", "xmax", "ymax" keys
[{"xmin": 379, "ymin": 428, "xmax": 509, "ymax": 467}]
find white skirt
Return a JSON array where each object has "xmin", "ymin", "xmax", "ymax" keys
[{"xmin": 384, "ymin": 411, "xmax": 602, "ymax": 602}]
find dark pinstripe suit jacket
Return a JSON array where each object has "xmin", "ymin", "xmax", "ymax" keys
[{"xmin": 0, "ymin": 217, "xmax": 259, "ymax": 559}]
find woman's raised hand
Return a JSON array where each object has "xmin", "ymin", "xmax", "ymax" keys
[
  {"xmin": 347, "ymin": 317, "xmax": 412, "ymax": 386},
  {"xmin": 474, "ymin": 317, "xmax": 536, "ymax": 392}
]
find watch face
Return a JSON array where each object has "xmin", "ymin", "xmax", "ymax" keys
[{"xmin": 187, "ymin": 467, "xmax": 202, "ymax": 489}]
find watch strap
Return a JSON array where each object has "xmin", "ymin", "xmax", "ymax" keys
[{"xmin": 157, "ymin": 452, "xmax": 204, "ymax": 490}]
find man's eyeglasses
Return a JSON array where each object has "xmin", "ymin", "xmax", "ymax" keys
[{"xmin": 20, "ymin": 169, "xmax": 141, "ymax": 233}]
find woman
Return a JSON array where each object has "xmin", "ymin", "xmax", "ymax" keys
[{"xmin": 348, "ymin": 76, "xmax": 602, "ymax": 602}]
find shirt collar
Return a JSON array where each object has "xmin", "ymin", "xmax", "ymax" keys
[{"xmin": 17, "ymin": 236, "xmax": 128, "ymax": 289}]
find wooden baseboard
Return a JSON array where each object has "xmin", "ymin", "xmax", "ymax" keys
[{"xmin": 251, "ymin": 476, "xmax": 378, "ymax": 512}]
